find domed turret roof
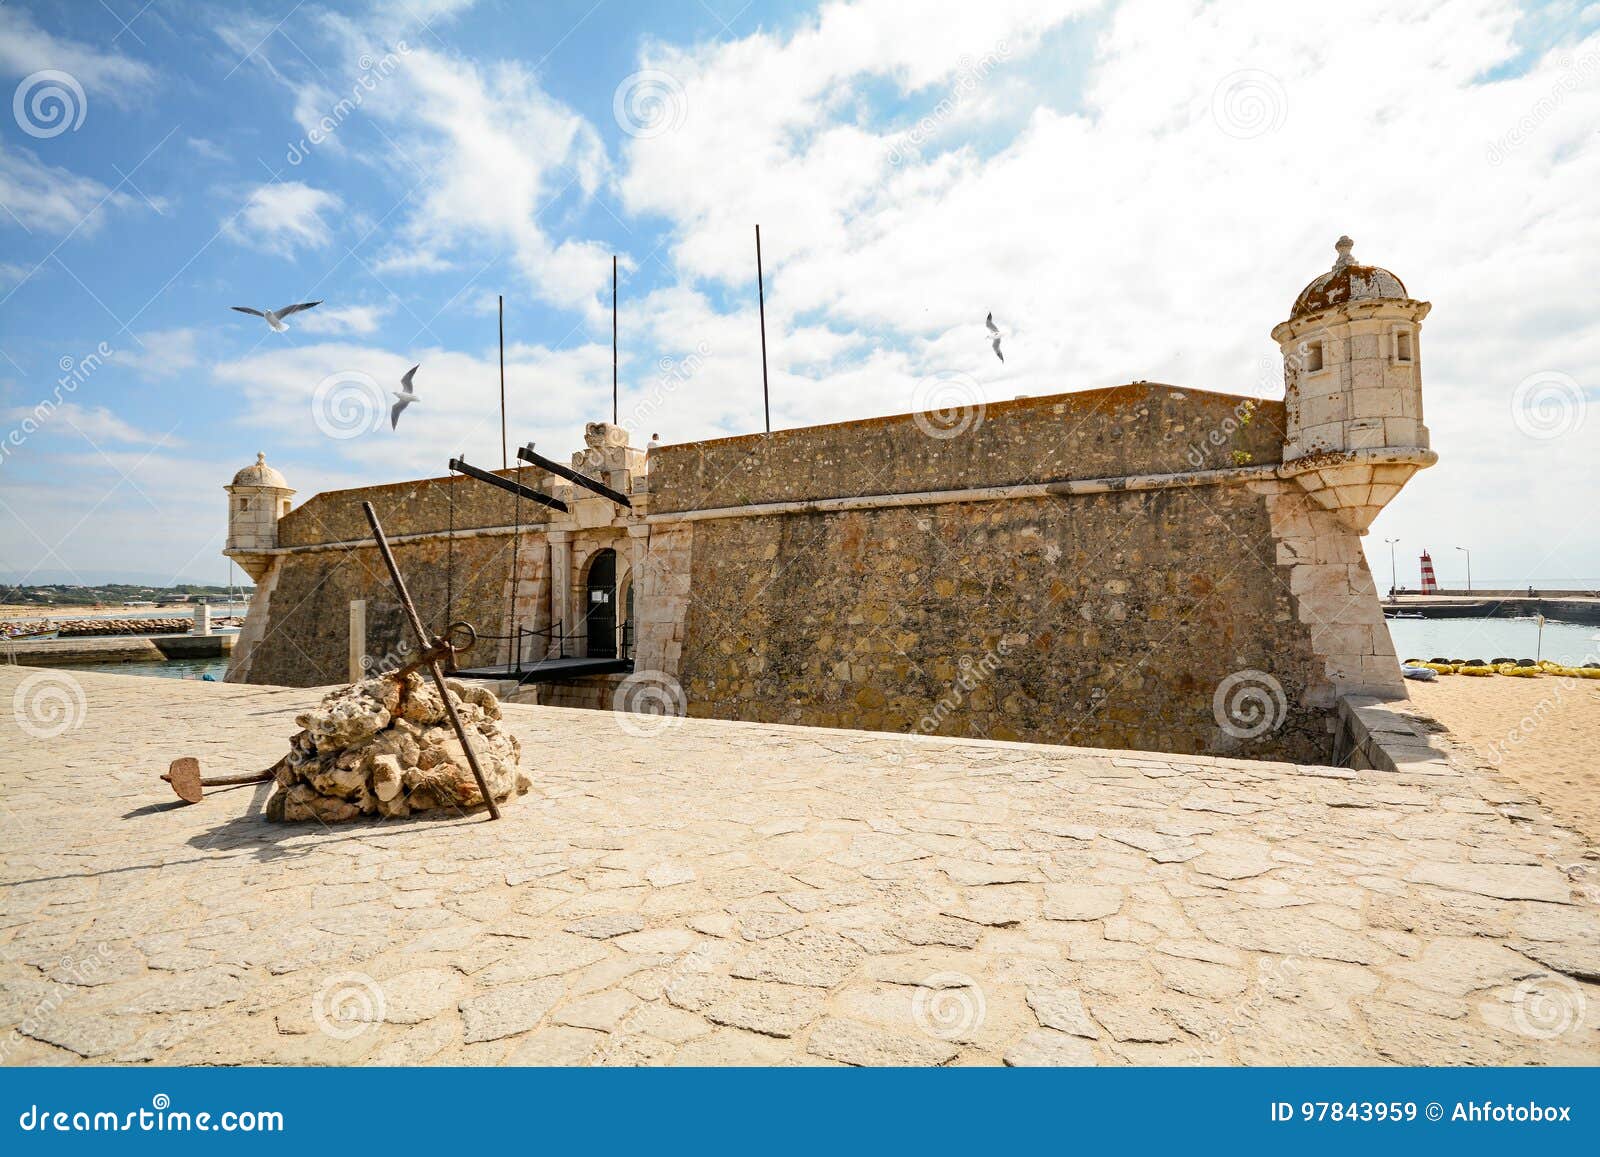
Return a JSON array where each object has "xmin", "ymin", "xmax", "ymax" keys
[
  {"xmin": 1290, "ymin": 236, "xmax": 1408, "ymax": 319},
  {"xmin": 231, "ymin": 452, "xmax": 290, "ymax": 489}
]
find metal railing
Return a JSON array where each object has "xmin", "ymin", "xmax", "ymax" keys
[{"xmin": 469, "ymin": 619, "xmax": 633, "ymax": 677}]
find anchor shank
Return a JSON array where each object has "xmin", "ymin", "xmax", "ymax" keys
[{"xmin": 361, "ymin": 501, "xmax": 501, "ymax": 821}]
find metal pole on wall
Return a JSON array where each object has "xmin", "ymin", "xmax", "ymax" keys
[
  {"xmin": 612, "ymin": 255, "xmax": 619, "ymax": 427},
  {"xmin": 756, "ymin": 224, "xmax": 770, "ymax": 434},
  {"xmin": 498, "ymin": 294, "xmax": 507, "ymax": 470}
]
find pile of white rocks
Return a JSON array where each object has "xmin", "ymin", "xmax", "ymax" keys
[{"xmin": 264, "ymin": 673, "xmax": 529, "ymax": 823}]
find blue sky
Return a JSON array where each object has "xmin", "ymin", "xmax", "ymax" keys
[{"xmin": 0, "ymin": 0, "xmax": 1595, "ymax": 587}]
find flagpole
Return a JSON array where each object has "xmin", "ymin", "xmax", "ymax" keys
[
  {"xmin": 756, "ymin": 224, "xmax": 770, "ymax": 434},
  {"xmin": 498, "ymin": 294, "xmax": 507, "ymax": 470},
  {"xmin": 612, "ymin": 255, "xmax": 619, "ymax": 427}
]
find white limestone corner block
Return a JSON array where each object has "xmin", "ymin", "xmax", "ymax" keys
[
  {"xmin": 1384, "ymin": 418, "xmax": 1423, "ymax": 445},
  {"xmin": 1309, "ymin": 622, "xmax": 1379, "ymax": 658}
]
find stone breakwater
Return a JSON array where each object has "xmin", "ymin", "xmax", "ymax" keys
[
  {"xmin": 53, "ymin": 617, "xmax": 193, "ymax": 637},
  {"xmin": 266, "ymin": 674, "xmax": 529, "ymax": 823}
]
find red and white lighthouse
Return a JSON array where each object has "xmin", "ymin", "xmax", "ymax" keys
[{"xmin": 1419, "ymin": 550, "xmax": 1439, "ymax": 595}]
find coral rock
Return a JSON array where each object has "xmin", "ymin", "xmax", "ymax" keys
[{"xmin": 266, "ymin": 674, "xmax": 527, "ymax": 823}]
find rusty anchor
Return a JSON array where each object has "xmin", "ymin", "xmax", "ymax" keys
[
  {"xmin": 158, "ymin": 504, "xmax": 495, "ymax": 814},
  {"xmin": 361, "ymin": 500, "xmax": 501, "ymax": 820},
  {"xmin": 160, "ymin": 756, "xmax": 275, "ymax": 805}
]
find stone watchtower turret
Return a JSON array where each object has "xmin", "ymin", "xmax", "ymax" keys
[
  {"xmin": 224, "ymin": 453, "xmax": 294, "ymax": 582},
  {"xmin": 1272, "ymin": 236, "xmax": 1436, "ymax": 532}
]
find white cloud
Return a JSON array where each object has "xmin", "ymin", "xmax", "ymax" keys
[
  {"xmin": 20, "ymin": 0, "xmax": 1590, "ymax": 588},
  {"xmin": 0, "ymin": 448, "xmax": 284, "ymax": 586},
  {"xmin": 218, "ymin": 7, "xmax": 611, "ymax": 313},
  {"xmin": 187, "ymin": 137, "xmax": 230, "ymax": 162},
  {"xmin": 608, "ymin": 0, "xmax": 1600, "ymax": 585},
  {"xmin": 0, "ymin": 144, "xmax": 138, "ymax": 235},
  {"xmin": 3, "ymin": 402, "xmax": 180, "ymax": 448},
  {"xmin": 114, "ymin": 329, "xmax": 201, "ymax": 379},
  {"xmin": 0, "ymin": 6, "xmax": 156, "ymax": 102},
  {"xmin": 364, "ymin": 48, "xmax": 609, "ymax": 313},
  {"xmin": 296, "ymin": 304, "xmax": 393, "ymax": 336},
  {"xmin": 212, "ymin": 340, "xmax": 613, "ymax": 481},
  {"xmin": 224, "ymin": 181, "xmax": 342, "ymax": 255},
  {"xmin": 617, "ymin": 0, "xmax": 1093, "ymax": 285}
]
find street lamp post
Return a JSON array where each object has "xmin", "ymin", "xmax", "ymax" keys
[
  {"xmin": 1455, "ymin": 546, "xmax": 1471, "ymax": 593},
  {"xmin": 1384, "ymin": 537, "xmax": 1399, "ymax": 598}
]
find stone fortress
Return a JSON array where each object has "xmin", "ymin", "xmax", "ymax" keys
[{"xmin": 224, "ymin": 238, "xmax": 1436, "ymax": 765}]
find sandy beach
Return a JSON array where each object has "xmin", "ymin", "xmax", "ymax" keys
[{"xmin": 1407, "ymin": 674, "xmax": 1600, "ymax": 844}]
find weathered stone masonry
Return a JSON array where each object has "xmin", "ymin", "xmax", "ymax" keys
[{"xmin": 225, "ymin": 239, "xmax": 1435, "ymax": 765}]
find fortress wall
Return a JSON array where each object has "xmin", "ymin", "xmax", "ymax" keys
[
  {"xmin": 232, "ymin": 384, "xmax": 1400, "ymax": 761},
  {"xmin": 648, "ymin": 385, "xmax": 1286, "ymax": 513},
  {"xmin": 279, "ymin": 466, "xmax": 554, "ymax": 546},
  {"xmin": 665, "ymin": 480, "xmax": 1340, "ymax": 763},
  {"xmin": 235, "ymin": 533, "xmax": 548, "ymax": 687},
  {"xmin": 233, "ymin": 466, "xmax": 558, "ymax": 686}
]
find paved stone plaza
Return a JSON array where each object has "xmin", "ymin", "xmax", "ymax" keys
[{"xmin": 2, "ymin": 667, "xmax": 1596, "ymax": 1066}]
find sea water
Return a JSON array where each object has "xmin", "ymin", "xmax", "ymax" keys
[
  {"xmin": 47, "ymin": 621, "xmax": 1600, "ymax": 679},
  {"xmin": 71, "ymin": 656, "xmax": 232, "ymax": 680},
  {"xmin": 1384, "ymin": 617, "xmax": 1599, "ymax": 666}
]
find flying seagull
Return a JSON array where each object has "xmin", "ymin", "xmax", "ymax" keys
[
  {"xmin": 391, "ymin": 365, "xmax": 419, "ymax": 430},
  {"xmin": 986, "ymin": 312, "xmax": 1004, "ymax": 362},
  {"xmin": 230, "ymin": 300, "xmax": 323, "ymax": 332}
]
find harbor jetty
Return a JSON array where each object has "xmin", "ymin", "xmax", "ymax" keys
[
  {"xmin": 1382, "ymin": 592, "xmax": 1600, "ymax": 626},
  {"xmin": 0, "ymin": 631, "xmax": 235, "ymax": 667},
  {"xmin": 0, "ymin": 604, "xmax": 239, "ymax": 667}
]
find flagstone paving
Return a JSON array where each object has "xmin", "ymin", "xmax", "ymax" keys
[{"xmin": 2, "ymin": 667, "xmax": 1597, "ymax": 1066}]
